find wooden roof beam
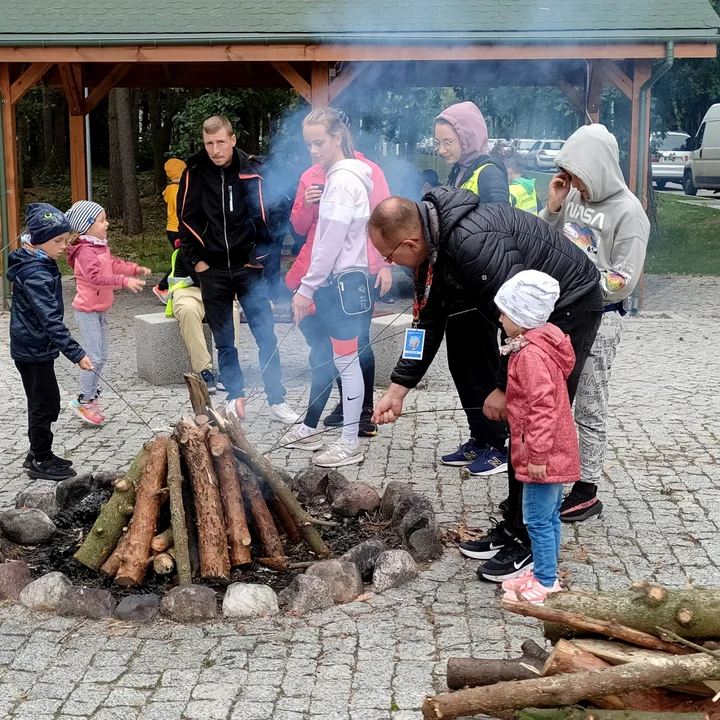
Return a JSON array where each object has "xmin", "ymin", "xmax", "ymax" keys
[
  {"xmin": 595, "ymin": 60, "xmax": 633, "ymax": 98},
  {"xmin": 58, "ymin": 62, "xmax": 84, "ymax": 115},
  {"xmin": 84, "ymin": 63, "xmax": 131, "ymax": 113},
  {"xmin": 9, "ymin": 62, "xmax": 53, "ymax": 104},
  {"xmin": 329, "ymin": 62, "xmax": 369, "ymax": 103},
  {"xmin": 270, "ymin": 61, "xmax": 310, "ymax": 103},
  {"xmin": 556, "ymin": 80, "xmax": 587, "ymax": 114}
]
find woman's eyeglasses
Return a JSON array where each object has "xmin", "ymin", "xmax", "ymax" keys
[{"xmin": 433, "ymin": 139, "xmax": 456, "ymax": 150}]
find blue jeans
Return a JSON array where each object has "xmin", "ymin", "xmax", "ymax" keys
[{"xmin": 522, "ymin": 482, "xmax": 564, "ymax": 587}]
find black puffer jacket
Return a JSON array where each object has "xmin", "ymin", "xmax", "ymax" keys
[{"xmin": 391, "ymin": 187, "xmax": 600, "ymax": 389}]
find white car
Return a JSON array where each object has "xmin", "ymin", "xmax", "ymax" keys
[
  {"xmin": 525, "ymin": 140, "xmax": 565, "ymax": 171},
  {"xmin": 513, "ymin": 139, "xmax": 539, "ymax": 156},
  {"xmin": 684, "ymin": 104, "xmax": 720, "ymax": 195},
  {"xmin": 651, "ymin": 132, "xmax": 690, "ymax": 189}
]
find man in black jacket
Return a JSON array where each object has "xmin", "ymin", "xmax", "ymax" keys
[
  {"xmin": 369, "ymin": 189, "xmax": 603, "ymax": 582},
  {"xmin": 178, "ymin": 116, "xmax": 297, "ymax": 424}
]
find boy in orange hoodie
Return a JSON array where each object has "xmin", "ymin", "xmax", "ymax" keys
[{"xmin": 154, "ymin": 158, "xmax": 187, "ymax": 302}]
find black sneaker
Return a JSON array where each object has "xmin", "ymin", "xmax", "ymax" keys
[
  {"xmin": 23, "ymin": 451, "xmax": 73, "ymax": 470},
  {"xmin": 323, "ymin": 401, "xmax": 344, "ymax": 428},
  {"xmin": 560, "ymin": 483, "xmax": 603, "ymax": 523},
  {"xmin": 358, "ymin": 408, "xmax": 377, "ymax": 437},
  {"xmin": 498, "ymin": 496, "xmax": 510, "ymax": 514},
  {"xmin": 459, "ymin": 519, "xmax": 514, "ymax": 560},
  {"xmin": 200, "ymin": 369, "xmax": 217, "ymax": 395},
  {"xmin": 476, "ymin": 537, "xmax": 534, "ymax": 583},
  {"xmin": 28, "ymin": 457, "xmax": 77, "ymax": 481}
]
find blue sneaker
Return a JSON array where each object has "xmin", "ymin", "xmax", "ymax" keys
[
  {"xmin": 468, "ymin": 445, "xmax": 508, "ymax": 476},
  {"xmin": 441, "ymin": 439, "xmax": 485, "ymax": 467}
]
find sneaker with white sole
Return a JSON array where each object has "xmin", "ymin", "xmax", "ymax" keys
[
  {"xmin": 313, "ymin": 438, "xmax": 364, "ymax": 468},
  {"xmin": 503, "ymin": 576, "xmax": 561, "ymax": 604},
  {"xmin": 468, "ymin": 445, "xmax": 508, "ymax": 476},
  {"xmin": 458, "ymin": 518, "xmax": 514, "ymax": 560},
  {"xmin": 268, "ymin": 402, "xmax": 300, "ymax": 424},
  {"xmin": 226, "ymin": 398, "xmax": 245, "ymax": 421},
  {"xmin": 501, "ymin": 567, "xmax": 534, "ymax": 594},
  {"xmin": 284, "ymin": 425, "xmax": 325, "ymax": 452},
  {"xmin": 476, "ymin": 537, "xmax": 534, "ymax": 583},
  {"xmin": 68, "ymin": 398, "xmax": 105, "ymax": 426}
]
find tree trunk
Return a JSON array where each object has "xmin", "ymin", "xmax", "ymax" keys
[
  {"xmin": 116, "ymin": 437, "xmax": 169, "ymax": 586},
  {"xmin": 542, "ymin": 640, "xmax": 693, "ymax": 713},
  {"xmin": 114, "ymin": 86, "xmax": 143, "ymax": 235},
  {"xmin": 177, "ymin": 422, "xmax": 230, "ymax": 581},
  {"xmin": 41, "ymin": 84, "xmax": 55, "ymax": 173},
  {"xmin": 422, "ymin": 655, "xmax": 720, "ymax": 720},
  {"xmin": 151, "ymin": 527, "xmax": 174, "ymax": 553},
  {"xmin": 166, "ymin": 437, "xmax": 192, "ymax": 585},
  {"xmin": 148, "ymin": 88, "xmax": 168, "ymax": 192},
  {"xmin": 509, "ymin": 709, "xmax": 709, "ymax": 720},
  {"xmin": 447, "ymin": 640, "xmax": 548, "ymax": 689},
  {"xmin": 100, "ymin": 529, "xmax": 131, "ymax": 577},
  {"xmin": 107, "ymin": 89, "xmax": 124, "ymax": 220},
  {"xmin": 502, "ymin": 598, "xmax": 690, "ymax": 655},
  {"xmin": 235, "ymin": 460, "xmax": 284, "ymax": 559},
  {"xmin": 52, "ymin": 91, "xmax": 68, "ymax": 178},
  {"xmin": 207, "ymin": 428, "xmax": 252, "ymax": 566},
  {"xmin": 545, "ymin": 585, "xmax": 720, "ymax": 641},
  {"xmin": 184, "ymin": 372, "xmax": 213, "ymax": 417},
  {"xmin": 74, "ymin": 446, "xmax": 150, "ymax": 569}
]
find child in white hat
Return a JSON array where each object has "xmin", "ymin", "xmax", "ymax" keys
[{"xmin": 494, "ymin": 270, "xmax": 580, "ymax": 604}]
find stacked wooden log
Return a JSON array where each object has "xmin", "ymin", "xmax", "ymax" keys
[
  {"xmin": 424, "ymin": 583, "xmax": 720, "ymax": 720},
  {"xmin": 73, "ymin": 374, "xmax": 336, "ymax": 586}
]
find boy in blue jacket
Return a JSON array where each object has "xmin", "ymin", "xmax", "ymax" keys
[{"xmin": 7, "ymin": 203, "xmax": 92, "ymax": 481}]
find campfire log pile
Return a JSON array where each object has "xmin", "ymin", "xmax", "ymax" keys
[
  {"xmin": 73, "ymin": 374, "xmax": 336, "ymax": 585},
  {"xmin": 423, "ymin": 584, "xmax": 720, "ymax": 719}
]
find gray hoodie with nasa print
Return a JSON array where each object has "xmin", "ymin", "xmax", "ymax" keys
[{"xmin": 539, "ymin": 124, "xmax": 650, "ymax": 305}]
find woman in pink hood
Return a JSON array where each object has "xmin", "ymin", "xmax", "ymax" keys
[{"xmin": 65, "ymin": 201, "xmax": 151, "ymax": 426}]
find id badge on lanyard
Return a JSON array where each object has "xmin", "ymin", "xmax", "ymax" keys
[{"xmin": 405, "ymin": 263, "xmax": 434, "ymax": 361}]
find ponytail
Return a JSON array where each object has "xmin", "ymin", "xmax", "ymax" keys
[{"xmin": 303, "ymin": 108, "xmax": 355, "ymax": 159}]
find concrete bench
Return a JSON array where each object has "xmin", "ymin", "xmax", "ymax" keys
[{"xmin": 135, "ymin": 313, "xmax": 214, "ymax": 386}]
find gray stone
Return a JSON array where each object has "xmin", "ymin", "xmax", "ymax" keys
[
  {"xmin": 340, "ymin": 538, "xmax": 389, "ymax": 580},
  {"xmin": 135, "ymin": 312, "xmax": 213, "ymax": 386},
  {"xmin": 391, "ymin": 491, "xmax": 425, "ymax": 530},
  {"xmin": 55, "ymin": 474, "xmax": 93, "ymax": 509},
  {"xmin": 114, "ymin": 594, "xmax": 161, "ymax": 621},
  {"xmin": 160, "ymin": 584, "xmax": 218, "ymax": 622},
  {"xmin": 331, "ymin": 482, "xmax": 381, "ymax": 518},
  {"xmin": 325, "ymin": 471, "xmax": 351, "ymax": 504},
  {"xmin": 222, "ymin": 583, "xmax": 279, "ymax": 619},
  {"xmin": 19, "ymin": 571, "xmax": 72, "ymax": 611},
  {"xmin": 406, "ymin": 528, "xmax": 443, "ymax": 562},
  {"xmin": 305, "ymin": 560, "xmax": 363, "ymax": 604},
  {"xmin": 92, "ymin": 470, "xmax": 125, "ymax": 490},
  {"xmin": 0, "ymin": 560, "xmax": 33, "ymax": 600},
  {"xmin": 398, "ymin": 495, "xmax": 436, "ymax": 542},
  {"xmin": 379, "ymin": 481, "xmax": 414, "ymax": 520},
  {"xmin": 292, "ymin": 467, "xmax": 330, "ymax": 503},
  {"xmin": 58, "ymin": 586, "xmax": 117, "ymax": 619},
  {"xmin": 372, "ymin": 550, "xmax": 418, "ymax": 593},
  {"xmin": 0, "ymin": 508, "xmax": 56, "ymax": 545},
  {"xmin": 15, "ymin": 485, "xmax": 59, "ymax": 518},
  {"xmin": 278, "ymin": 575, "xmax": 334, "ymax": 614}
]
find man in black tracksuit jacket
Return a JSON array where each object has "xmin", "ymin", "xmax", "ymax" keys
[
  {"xmin": 178, "ymin": 117, "xmax": 291, "ymax": 420},
  {"xmin": 369, "ymin": 188, "xmax": 603, "ymax": 583}
]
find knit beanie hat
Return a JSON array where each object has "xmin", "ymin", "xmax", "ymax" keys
[
  {"xmin": 25, "ymin": 203, "xmax": 72, "ymax": 246},
  {"xmin": 164, "ymin": 158, "xmax": 186, "ymax": 183},
  {"xmin": 66, "ymin": 201, "xmax": 105, "ymax": 235},
  {"xmin": 495, "ymin": 270, "xmax": 560, "ymax": 330}
]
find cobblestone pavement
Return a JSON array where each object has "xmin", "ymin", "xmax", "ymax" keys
[{"xmin": 0, "ymin": 274, "xmax": 718, "ymax": 719}]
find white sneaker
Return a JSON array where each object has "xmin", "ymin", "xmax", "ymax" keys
[
  {"xmin": 313, "ymin": 438, "xmax": 364, "ymax": 468},
  {"xmin": 268, "ymin": 402, "xmax": 300, "ymax": 425},
  {"xmin": 284, "ymin": 425, "xmax": 324, "ymax": 452}
]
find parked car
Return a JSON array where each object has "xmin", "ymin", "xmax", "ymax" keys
[
  {"xmin": 512, "ymin": 139, "xmax": 539, "ymax": 156},
  {"xmin": 650, "ymin": 132, "xmax": 690, "ymax": 189},
  {"xmin": 416, "ymin": 137, "xmax": 435, "ymax": 155},
  {"xmin": 525, "ymin": 140, "xmax": 565, "ymax": 171},
  {"xmin": 684, "ymin": 104, "xmax": 720, "ymax": 196}
]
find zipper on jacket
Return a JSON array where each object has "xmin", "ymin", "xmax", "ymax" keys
[
  {"xmin": 229, "ymin": 186, "xmax": 234, "ymax": 213},
  {"xmin": 220, "ymin": 169, "xmax": 232, "ymax": 272}
]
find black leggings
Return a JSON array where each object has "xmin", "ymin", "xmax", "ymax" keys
[{"xmin": 16, "ymin": 360, "xmax": 61, "ymax": 461}]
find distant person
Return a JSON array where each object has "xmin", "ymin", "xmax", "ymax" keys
[
  {"xmin": 66, "ymin": 201, "xmax": 151, "ymax": 426},
  {"xmin": 540, "ymin": 124, "xmax": 650, "ymax": 523},
  {"xmin": 289, "ymin": 108, "xmax": 392, "ymax": 438},
  {"xmin": 7, "ymin": 204, "xmax": 91, "ymax": 481},
  {"xmin": 494, "ymin": 271, "xmax": 579, "ymax": 604},
  {"xmin": 431, "ymin": 101, "xmax": 510, "ymax": 477},
  {"xmin": 505, "ymin": 153, "xmax": 542, "ymax": 215},
  {"xmin": 154, "ymin": 158, "xmax": 187, "ymax": 303},
  {"xmin": 177, "ymin": 115, "xmax": 298, "ymax": 424}
]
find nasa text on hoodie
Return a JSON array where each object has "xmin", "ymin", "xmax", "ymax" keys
[
  {"xmin": 297, "ymin": 159, "xmax": 374, "ymax": 300},
  {"xmin": 539, "ymin": 124, "xmax": 650, "ymax": 305}
]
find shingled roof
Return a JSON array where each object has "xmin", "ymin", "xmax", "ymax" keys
[{"xmin": 1, "ymin": 0, "xmax": 719, "ymax": 44}]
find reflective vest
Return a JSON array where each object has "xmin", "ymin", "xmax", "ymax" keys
[
  {"xmin": 460, "ymin": 162, "xmax": 515, "ymax": 205},
  {"xmin": 165, "ymin": 249, "xmax": 193, "ymax": 317},
  {"xmin": 509, "ymin": 180, "xmax": 540, "ymax": 215}
]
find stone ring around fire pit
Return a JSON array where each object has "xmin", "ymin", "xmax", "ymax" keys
[{"xmin": 0, "ymin": 466, "xmax": 443, "ymax": 623}]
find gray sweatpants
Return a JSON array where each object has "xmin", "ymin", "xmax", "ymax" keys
[
  {"xmin": 574, "ymin": 311, "xmax": 623, "ymax": 485},
  {"xmin": 75, "ymin": 310, "xmax": 109, "ymax": 403}
]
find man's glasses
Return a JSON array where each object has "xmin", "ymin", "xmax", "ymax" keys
[{"xmin": 381, "ymin": 237, "xmax": 406, "ymax": 264}]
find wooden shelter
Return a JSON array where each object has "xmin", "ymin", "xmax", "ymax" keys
[{"xmin": 0, "ymin": 0, "xmax": 718, "ymax": 282}]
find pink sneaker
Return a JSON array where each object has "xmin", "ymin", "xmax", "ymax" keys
[
  {"xmin": 503, "ymin": 576, "xmax": 562, "ymax": 605},
  {"xmin": 69, "ymin": 398, "xmax": 105, "ymax": 426},
  {"xmin": 501, "ymin": 567, "xmax": 534, "ymax": 594}
]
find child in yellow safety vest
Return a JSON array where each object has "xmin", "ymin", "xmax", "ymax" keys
[
  {"xmin": 506, "ymin": 153, "xmax": 543, "ymax": 215},
  {"xmin": 154, "ymin": 158, "xmax": 187, "ymax": 302}
]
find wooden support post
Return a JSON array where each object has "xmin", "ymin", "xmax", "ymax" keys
[
  {"xmin": 596, "ymin": 60, "xmax": 633, "ymax": 99},
  {"xmin": 0, "ymin": 63, "xmax": 20, "ymax": 250},
  {"xmin": 587, "ymin": 60, "xmax": 603, "ymax": 124},
  {"xmin": 59, "ymin": 63, "xmax": 88, "ymax": 203},
  {"xmin": 10, "ymin": 62, "xmax": 54, "ymax": 105},
  {"xmin": 271, "ymin": 61, "xmax": 311, "ymax": 104},
  {"xmin": 311, "ymin": 62, "xmax": 330, "ymax": 109},
  {"xmin": 84, "ymin": 63, "xmax": 132, "ymax": 114},
  {"xmin": 629, "ymin": 59, "xmax": 652, "ymax": 194}
]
